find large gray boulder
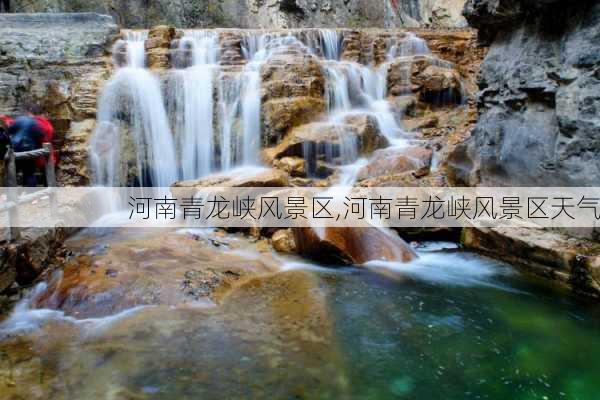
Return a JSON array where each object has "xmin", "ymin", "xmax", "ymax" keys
[{"xmin": 450, "ymin": 0, "xmax": 600, "ymax": 186}]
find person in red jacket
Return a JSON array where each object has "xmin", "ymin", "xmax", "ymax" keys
[
  {"xmin": 32, "ymin": 114, "xmax": 56, "ymax": 168},
  {"xmin": 7, "ymin": 105, "xmax": 56, "ymax": 186}
]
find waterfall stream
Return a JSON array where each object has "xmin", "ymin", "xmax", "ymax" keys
[
  {"xmin": 91, "ymin": 31, "xmax": 178, "ymax": 188},
  {"xmin": 90, "ymin": 29, "xmax": 445, "ymax": 188},
  {"xmin": 167, "ymin": 31, "xmax": 219, "ymax": 180}
]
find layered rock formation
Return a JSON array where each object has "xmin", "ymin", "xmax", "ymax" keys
[
  {"xmin": 0, "ymin": 13, "xmax": 118, "ymax": 185},
  {"xmin": 449, "ymin": 0, "xmax": 600, "ymax": 187},
  {"xmin": 448, "ymin": 0, "xmax": 600, "ymax": 297},
  {"xmin": 11, "ymin": 0, "xmax": 467, "ymax": 28}
]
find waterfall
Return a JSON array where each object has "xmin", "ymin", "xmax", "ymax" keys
[
  {"xmin": 90, "ymin": 28, "xmax": 446, "ymax": 189},
  {"xmin": 91, "ymin": 31, "xmax": 178, "ymax": 187},
  {"xmin": 319, "ymin": 29, "xmax": 342, "ymax": 60},
  {"xmin": 386, "ymin": 32, "xmax": 430, "ymax": 60},
  {"xmin": 322, "ymin": 61, "xmax": 406, "ymax": 144},
  {"xmin": 167, "ymin": 31, "xmax": 219, "ymax": 180},
  {"xmin": 121, "ymin": 30, "xmax": 147, "ymax": 68},
  {"xmin": 217, "ymin": 72, "xmax": 242, "ymax": 171}
]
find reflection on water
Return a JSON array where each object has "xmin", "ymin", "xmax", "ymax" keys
[{"xmin": 1, "ymin": 234, "xmax": 600, "ymax": 400}]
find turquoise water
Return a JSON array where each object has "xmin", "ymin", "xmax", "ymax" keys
[{"xmin": 1, "ymin": 241, "xmax": 599, "ymax": 399}]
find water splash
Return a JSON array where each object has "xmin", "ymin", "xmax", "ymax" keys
[
  {"xmin": 91, "ymin": 31, "xmax": 177, "ymax": 188},
  {"xmin": 167, "ymin": 31, "xmax": 220, "ymax": 179}
]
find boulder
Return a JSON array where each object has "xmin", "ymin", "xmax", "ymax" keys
[
  {"xmin": 261, "ymin": 50, "xmax": 325, "ymax": 143},
  {"xmin": 343, "ymin": 113, "xmax": 390, "ymax": 153},
  {"xmin": 417, "ymin": 65, "xmax": 462, "ymax": 104},
  {"xmin": 274, "ymin": 156, "xmax": 307, "ymax": 177},
  {"xmin": 267, "ymin": 115, "xmax": 388, "ymax": 163},
  {"xmin": 387, "ymin": 55, "xmax": 462, "ymax": 104},
  {"xmin": 294, "ymin": 227, "xmax": 417, "ymax": 265},
  {"xmin": 262, "ymin": 97, "xmax": 326, "ymax": 144},
  {"xmin": 271, "ymin": 229, "xmax": 298, "ymax": 254},
  {"xmin": 356, "ymin": 146, "xmax": 433, "ymax": 183}
]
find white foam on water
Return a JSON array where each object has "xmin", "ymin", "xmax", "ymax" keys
[
  {"xmin": 364, "ymin": 251, "xmax": 519, "ymax": 291},
  {"xmin": 0, "ymin": 282, "xmax": 150, "ymax": 338}
]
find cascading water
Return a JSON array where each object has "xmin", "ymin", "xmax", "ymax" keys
[
  {"xmin": 317, "ymin": 28, "xmax": 412, "ymax": 169},
  {"xmin": 91, "ymin": 31, "xmax": 178, "ymax": 188},
  {"xmin": 217, "ymin": 33, "xmax": 314, "ymax": 171},
  {"xmin": 386, "ymin": 31, "xmax": 430, "ymax": 60},
  {"xmin": 320, "ymin": 29, "xmax": 342, "ymax": 61},
  {"xmin": 90, "ymin": 28, "xmax": 449, "ymax": 188},
  {"xmin": 217, "ymin": 72, "xmax": 243, "ymax": 171},
  {"xmin": 166, "ymin": 31, "xmax": 219, "ymax": 180}
]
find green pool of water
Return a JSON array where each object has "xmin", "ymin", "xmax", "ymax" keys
[{"xmin": 1, "ymin": 243, "xmax": 599, "ymax": 399}]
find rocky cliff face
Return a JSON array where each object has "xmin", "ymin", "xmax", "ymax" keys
[
  {"xmin": 449, "ymin": 0, "xmax": 600, "ymax": 187},
  {"xmin": 0, "ymin": 13, "xmax": 118, "ymax": 184},
  {"xmin": 11, "ymin": 0, "xmax": 467, "ymax": 28}
]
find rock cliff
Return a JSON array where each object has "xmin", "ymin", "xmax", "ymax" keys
[
  {"xmin": 0, "ymin": 13, "xmax": 118, "ymax": 184},
  {"xmin": 11, "ymin": 0, "xmax": 467, "ymax": 28},
  {"xmin": 449, "ymin": 0, "xmax": 600, "ymax": 187}
]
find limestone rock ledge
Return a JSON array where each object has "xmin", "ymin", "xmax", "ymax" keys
[{"xmin": 462, "ymin": 227, "xmax": 600, "ymax": 298}]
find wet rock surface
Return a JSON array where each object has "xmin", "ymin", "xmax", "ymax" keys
[
  {"xmin": 462, "ymin": 227, "xmax": 600, "ymax": 298},
  {"xmin": 294, "ymin": 227, "xmax": 417, "ymax": 265},
  {"xmin": 33, "ymin": 229, "xmax": 279, "ymax": 318},
  {"xmin": 267, "ymin": 116, "xmax": 388, "ymax": 163}
]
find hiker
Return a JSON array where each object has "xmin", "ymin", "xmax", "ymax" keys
[
  {"xmin": 0, "ymin": 0, "xmax": 10, "ymax": 13},
  {"xmin": 8, "ymin": 106, "xmax": 55, "ymax": 186}
]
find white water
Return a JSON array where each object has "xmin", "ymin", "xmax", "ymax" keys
[
  {"xmin": 168, "ymin": 31, "xmax": 219, "ymax": 179},
  {"xmin": 90, "ymin": 28, "xmax": 454, "ymax": 198},
  {"xmin": 91, "ymin": 31, "xmax": 178, "ymax": 188},
  {"xmin": 365, "ymin": 249, "xmax": 518, "ymax": 290},
  {"xmin": 316, "ymin": 29, "xmax": 437, "ymax": 158},
  {"xmin": 0, "ymin": 277, "xmax": 149, "ymax": 338}
]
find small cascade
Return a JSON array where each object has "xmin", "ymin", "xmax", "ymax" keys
[
  {"xmin": 120, "ymin": 30, "xmax": 147, "ymax": 68},
  {"xmin": 321, "ymin": 60, "xmax": 406, "ymax": 147},
  {"xmin": 167, "ymin": 31, "xmax": 219, "ymax": 179},
  {"xmin": 217, "ymin": 33, "xmax": 313, "ymax": 170},
  {"xmin": 386, "ymin": 31, "xmax": 430, "ymax": 60},
  {"xmin": 319, "ymin": 29, "xmax": 342, "ymax": 61},
  {"xmin": 217, "ymin": 72, "xmax": 243, "ymax": 171},
  {"xmin": 91, "ymin": 31, "xmax": 178, "ymax": 188}
]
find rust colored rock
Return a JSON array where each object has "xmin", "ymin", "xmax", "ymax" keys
[
  {"xmin": 145, "ymin": 26, "xmax": 175, "ymax": 69},
  {"xmin": 261, "ymin": 50, "xmax": 326, "ymax": 143},
  {"xmin": 343, "ymin": 113, "xmax": 390, "ymax": 154},
  {"xmin": 387, "ymin": 55, "xmax": 462, "ymax": 104},
  {"xmin": 417, "ymin": 65, "xmax": 462, "ymax": 104},
  {"xmin": 294, "ymin": 227, "xmax": 416, "ymax": 265}
]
